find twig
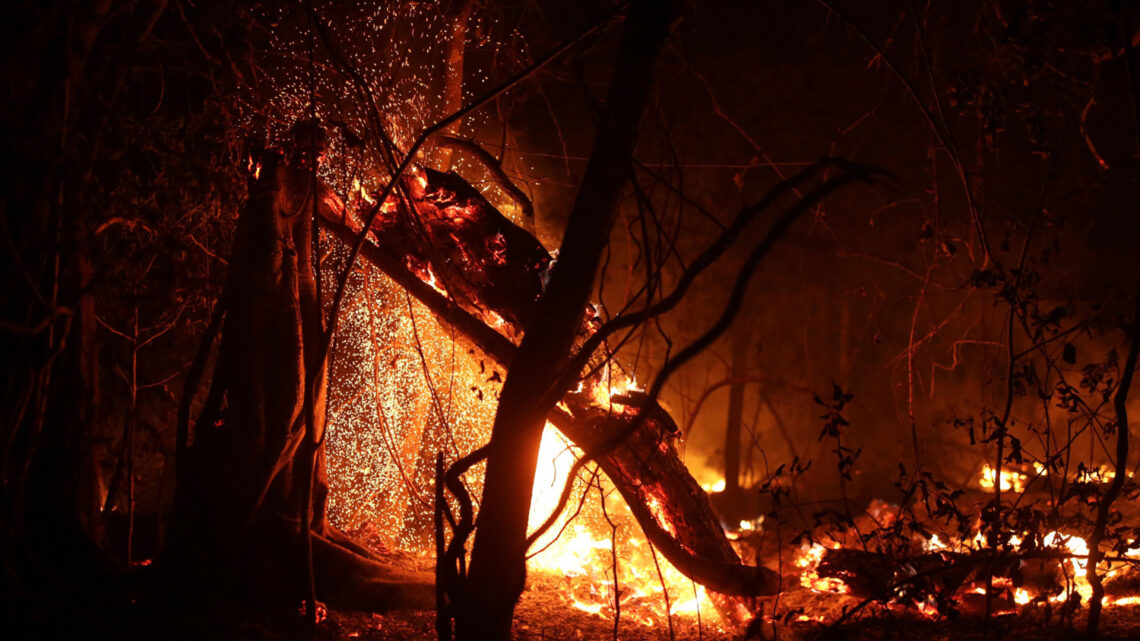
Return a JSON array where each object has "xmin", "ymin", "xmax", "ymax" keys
[
  {"xmin": 542, "ymin": 159, "xmax": 889, "ymax": 409},
  {"xmin": 906, "ymin": 266, "xmax": 935, "ymax": 467},
  {"xmin": 435, "ymin": 453, "xmax": 451, "ymax": 641},
  {"xmin": 1080, "ymin": 93, "xmax": 1110, "ymax": 171},
  {"xmin": 814, "ymin": 0, "xmax": 992, "ymax": 267},
  {"xmin": 527, "ymin": 165, "xmax": 882, "ymax": 557},
  {"xmin": 680, "ymin": 374, "xmax": 813, "ymax": 438},
  {"xmin": 648, "ymin": 540, "xmax": 676, "ymax": 641},
  {"xmin": 1086, "ymin": 270, "xmax": 1140, "ymax": 636},
  {"xmin": 598, "ymin": 482, "xmax": 620, "ymax": 641}
]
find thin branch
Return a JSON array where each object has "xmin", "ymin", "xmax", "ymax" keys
[
  {"xmin": 526, "ymin": 165, "xmax": 882, "ymax": 564},
  {"xmin": 543, "ymin": 158, "xmax": 888, "ymax": 408}
]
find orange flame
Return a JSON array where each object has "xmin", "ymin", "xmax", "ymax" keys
[
  {"xmin": 247, "ymin": 153, "xmax": 262, "ymax": 180},
  {"xmin": 526, "ymin": 425, "xmax": 721, "ymax": 627},
  {"xmin": 353, "ymin": 178, "xmax": 377, "ymax": 205}
]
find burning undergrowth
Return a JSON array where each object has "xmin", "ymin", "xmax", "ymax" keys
[{"xmin": 737, "ymin": 460, "xmax": 1140, "ymax": 631}]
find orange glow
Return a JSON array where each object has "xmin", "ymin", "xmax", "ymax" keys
[
  {"xmin": 353, "ymin": 178, "xmax": 376, "ymax": 205},
  {"xmin": 247, "ymin": 153, "xmax": 262, "ymax": 180},
  {"xmin": 977, "ymin": 463, "xmax": 1027, "ymax": 493},
  {"xmin": 701, "ymin": 478, "xmax": 726, "ymax": 493},
  {"xmin": 789, "ymin": 504, "xmax": 1140, "ymax": 620},
  {"xmin": 423, "ymin": 264, "xmax": 445, "ymax": 296},
  {"xmin": 319, "ymin": 142, "xmax": 1140, "ymax": 630},
  {"xmin": 525, "ymin": 426, "xmax": 721, "ymax": 628}
]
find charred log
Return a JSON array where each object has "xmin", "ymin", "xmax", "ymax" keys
[
  {"xmin": 811, "ymin": 546, "xmax": 1076, "ymax": 616},
  {"xmin": 368, "ymin": 167, "xmax": 551, "ymax": 335}
]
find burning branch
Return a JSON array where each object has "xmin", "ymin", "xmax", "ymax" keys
[{"xmin": 430, "ymin": 133, "xmax": 535, "ymax": 221}]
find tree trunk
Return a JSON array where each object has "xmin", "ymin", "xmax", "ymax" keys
[
  {"xmin": 169, "ymin": 150, "xmax": 431, "ymax": 611},
  {"xmin": 431, "ymin": 0, "xmax": 471, "ymax": 170},
  {"xmin": 451, "ymin": 3, "xmax": 677, "ymax": 638},
  {"xmin": 724, "ymin": 323, "xmax": 752, "ymax": 497}
]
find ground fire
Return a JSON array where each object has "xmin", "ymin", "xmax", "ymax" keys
[{"xmin": 5, "ymin": 1, "xmax": 1140, "ymax": 641}]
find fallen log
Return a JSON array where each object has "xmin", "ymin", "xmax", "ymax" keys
[
  {"xmin": 313, "ymin": 529, "xmax": 436, "ymax": 611},
  {"xmin": 809, "ymin": 545, "xmax": 1090, "ymax": 616},
  {"xmin": 551, "ymin": 400, "xmax": 778, "ymax": 597},
  {"xmin": 319, "ymin": 166, "xmax": 780, "ymax": 598}
]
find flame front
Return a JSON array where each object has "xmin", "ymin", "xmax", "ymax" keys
[{"xmin": 977, "ymin": 463, "xmax": 1029, "ymax": 493}]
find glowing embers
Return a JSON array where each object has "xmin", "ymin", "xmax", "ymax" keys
[
  {"xmin": 975, "ymin": 461, "xmax": 1133, "ymax": 495},
  {"xmin": 1073, "ymin": 463, "xmax": 1134, "ymax": 484},
  {"xmin": 247, "ymin": 153, "xmax": 262, "ymax": 180},
  {"xmin": 734, "ymin": 516, "xmax": 764, "ymax": 534},
  {"xmin": 791, "ymin": 517, "xmax": 1140, "ymax": 620},
  {"xmin": 323, "ymin": 209, "xmax": 717, "ymax": 628},
  {"xmin": 724, "ymin": 515, "xmax": 765, "ymax": 542},
  {"xmin": 322, "ymin": 250, "xmax": 497, "ymax": 554},
  {"xmin": 795, "ymin": 541, "xmax": 850, "ymax": 594},
  {"xmin": 422, "ymin": 264, "xmax": 446, "ymax": 296},
  {"xmin": 395, "ymin": 165, "xmax": 432, "ymax": 202},
  {"xmin": 399, "ymin": 254, "xmax": 448, "ymax": 298},
  {"xmin": 580, "ymin": 369, "xmax": 643, "ymax": 410},
  {"xmin": 352, "ymin": 178, "xmax": 376, "ymax": 205},
  {"xmin": 700, "ymin": 478, "xmax": 726, "ymax": 493}
]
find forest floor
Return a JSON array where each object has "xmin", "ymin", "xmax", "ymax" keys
[
  {"xmin": 215, "ymin": 587, "xmax": 1140, "ymax": 641},
  {"xmin": 323, "ymin": 595, "xmax": 1140, "ymax": 641},
  {"xmin": 6, "ymin": 543, "xmax": 1140, "ymax": 640},
  {"xmin": 6, "ymin": 575, "xmax": 1140, "ymax": 641}
]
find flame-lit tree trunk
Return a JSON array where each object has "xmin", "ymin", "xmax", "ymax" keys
[
  {"xmin": 320, "ymin": 164, "xmax": 783, "ymax": 604},
  {"xmin": 431, "ymin": 0, "xmax": 471, "ymax": 171},
  {"xmin": 170, "ymin": 139, "xmax": 433, "ymax": 611},
  {"xmin": 169, "ymin": 146, "xmax": 327, "ymax": 599},
  {"xmin": 454, "ymin": 2, "xmax": 679, "ymax": 639},
  {"xmin": 724, "ymin": 322, "xmax": 753, "ymax": 500}
]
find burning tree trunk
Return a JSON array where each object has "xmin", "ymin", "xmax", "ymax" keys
[
  {"xmin": 320, "ymin": 147, "xmax": 880, "ymax": 628},
  {"xmin": 170, "ymin": 130, "xmax": 432, "ymax": 611},
  {"xmin": 322, "ymin": 196, "xmax": 779, "ymax": 596}
]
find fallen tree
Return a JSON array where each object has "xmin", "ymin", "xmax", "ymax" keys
[{"xmin": 319, "ymin": 164, "xmax": 781, "ymax": 600}]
